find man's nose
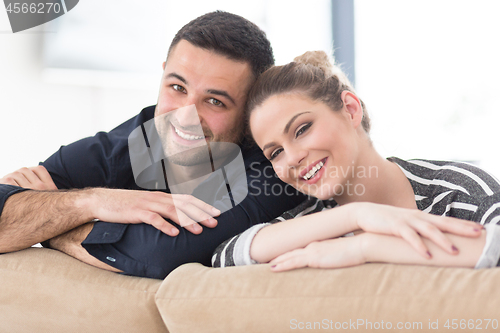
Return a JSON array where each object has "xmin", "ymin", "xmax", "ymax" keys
[{"xmin": 175, "ymin": 104, "xmax": 202, "ymax": 129}]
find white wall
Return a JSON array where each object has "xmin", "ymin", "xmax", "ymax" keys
[{"xmin": 355, "ymin": 0, "xmax": 500, "ymax": 178}]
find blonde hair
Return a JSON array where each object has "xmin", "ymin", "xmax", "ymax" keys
[{"xmin": 246, "ymin": 50, "xmax": 370, "ymax": 133}]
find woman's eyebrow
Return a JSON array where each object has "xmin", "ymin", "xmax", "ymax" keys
[
  {"xmin": 262, "ymin": 111, "xmax": 312, "ymax": 152},
  {"xmin": 283, "ymin": 112, "xmax": 311, "ymax": 134},
  {"xmin": 262, "ymin": 142, "xmax": 276, "ymax": 152}
]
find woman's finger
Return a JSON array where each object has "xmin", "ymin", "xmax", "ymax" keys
[
  {"xmin": 408, "ymin": 219, "xmax": 459, "ymax": 255},
  {"xmin": 397, "ymin": 225, "xmax": 432, "ymax": 258},
  {"xmin": 423, "ymin": 213, "xmax": 483, "ymax": 236},
  {"xmin": 270, "ymin": 250, "xmax": 309, "ymax": 272}
]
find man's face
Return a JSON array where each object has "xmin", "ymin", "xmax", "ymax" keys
[{"xmin": 154, "ymin": 40, "xmax": 254, "ymax": 166}]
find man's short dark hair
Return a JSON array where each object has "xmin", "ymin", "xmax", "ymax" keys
[{"xmin": 168, "ymin": 11, "xmax": 274, "ymax": 78}]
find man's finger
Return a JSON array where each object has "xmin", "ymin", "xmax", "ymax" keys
[
  {"xmin": 157, "ymin": 199, "xmax": 218, "ymax": 226},
  {"xmin": 173, "ymin": 194, "xmax": 221, "ymax": 216},
  {"xmin": 0, "ymin": 176, "xmax": 21, "ymax": 187},
  {"xmin": 16, "ymin": 168, "xmax": 39, "ymax": 185},
  {"xmin": 8, "ymin": 173, "xmax": 30, "ymax": 187},
  {"xmin": 140, "ymin": 211, "xmax": 179, "ymax": 236},
  {"xmin": 31, "ymin": 166, "xmax": 58, "ymax": 190}
]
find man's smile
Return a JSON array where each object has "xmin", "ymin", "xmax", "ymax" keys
[{"xmin": 171, "ymin": 123, "xmax": 205, "ymax": 141}]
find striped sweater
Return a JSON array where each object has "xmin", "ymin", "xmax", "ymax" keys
[{"xmin": 212, "ymin": 157, "xmax": 500, "ymax": 268}]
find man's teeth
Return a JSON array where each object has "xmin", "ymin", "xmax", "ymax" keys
[
  {"xmin": 174, "ymin": 126, "xmax": 204, "ymax": 140},
  {"xmin": 303, "ymin": 161, "xmax": 324, "ymax": 181}
]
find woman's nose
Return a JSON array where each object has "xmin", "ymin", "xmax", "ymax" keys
[{"xmin": 286, "ymin": 146, "xmax": 307, "ymax": 169}]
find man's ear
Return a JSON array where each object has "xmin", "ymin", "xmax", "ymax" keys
[
  {"xmin": 162, "ymin": 61, "xmax": 166, "ymax": 71},
  {"xmin": 341, "ymin": 91, "xmax": 363, "ymax": 129}
]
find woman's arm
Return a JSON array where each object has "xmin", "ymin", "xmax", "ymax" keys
[
  {"xmin": 250, "ymin": 202, "xmax": 483, "ymax": 264},
  {"xmin": 250, "ymin": 204, "xmax": 356, "ymax": 263},
  {"xmin": 269, "ymin": 230, "xmax": 487, "ymax": 272}
]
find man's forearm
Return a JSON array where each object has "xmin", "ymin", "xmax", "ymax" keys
[{"xmin": 0, "ymin": 189, "xmax": 94, "ymax": 252}]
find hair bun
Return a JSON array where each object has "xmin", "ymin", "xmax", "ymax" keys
[
  {"xmin": 294, "ymin": 51, "xmax": 333, "ymax": 75},
  {"xmin": 294, "ymin": 50, "xmax": 352, "ymax": 88}
]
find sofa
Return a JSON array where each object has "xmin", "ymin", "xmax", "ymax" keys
[{"xmin": 1, "ymin": 247, "xmax": 500, "ymax": 332}]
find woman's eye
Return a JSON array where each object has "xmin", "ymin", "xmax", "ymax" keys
[
  {"xmin": 172, "ymin": 84, "xmax": 186, "ymax": 93},
  {"xmin": 295, "ymin": 122, "xmax": 312, "ymax": 138},
  {"xmin": 269, "ymin": 148, "xmax": 283, "ymax": 161},
  {"xmin": 208, "ymin": 98, "xmax": 224, "ymax": 107}
]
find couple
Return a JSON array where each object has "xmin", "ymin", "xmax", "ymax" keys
[{"xmin": 0, "ymin": 12, "xmax": 498, "ymax": 278}]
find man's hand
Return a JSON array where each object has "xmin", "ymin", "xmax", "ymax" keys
[
  {"xmin": 85, "ymin": 188, "xmax": 221, "ymax": 236},
  {"xmin": 0, "ymin": 166, "xmax": 57, "ymax": 190}
]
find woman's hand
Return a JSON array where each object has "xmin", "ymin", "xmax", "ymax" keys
[
  {"xmin": 269, "ymin": 235, "xmax": 366, "ymax": 272},
  {"xmin": 349, "ymin": 202, "xmax": 483, "ymax": 259}
]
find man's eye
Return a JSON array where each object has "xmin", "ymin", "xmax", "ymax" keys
[
  {"xmin": 172, "ymin": 84, "xmax": 186, "ymax": 93},
  {"xmin": 295, "ymin": 122, "xmax": 312, "ymax": 138},
  {"xmin": 269, "ymin": 148, "xmax": 283, "ymax": 161},
  {"xmin": 208, "ymin": 98, "xmax": 224, "ymax": 107}
]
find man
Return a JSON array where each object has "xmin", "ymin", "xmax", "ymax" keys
[{"xmin": 0, "ymin": 11, "xmax": 306, "ymax": 279}]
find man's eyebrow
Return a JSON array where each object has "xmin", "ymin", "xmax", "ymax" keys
[
  {"xmin": 206, "ymin": 89, "xmax": 236, "ymax": 105},
  {"xmin": 165, "ymin": 72, "xmax": 187, "ymax": 84},
  {"xmin": 283, "ymin": 112, "xmax": 311, "ymax": 134},
  {"xmin": 262, "ymin": 112, "xmax": 312, "ymax": 152}
]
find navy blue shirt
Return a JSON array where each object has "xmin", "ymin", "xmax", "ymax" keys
[{"xmin": 0, "ymin": 105, "xmax": 306, "ymax": 279}]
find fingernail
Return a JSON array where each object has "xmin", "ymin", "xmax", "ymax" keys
[
  {"xmin": 271, "ymin": 265, "xmax": 277, "ymax": 268},
  {"xmin": 452, "ymin": 245, "xmax": 459, "ymax": 253},
  {"xmin": 212, "ymin": 208, "xmax": 221, "ymax": 215},
  {"xmin": 170, "ymin": 228, "xmax": 179, "ymax": 236},
  {"xmin": 193, "ymin": 224, "xmax": 201, "ymax": 232},
  {"xmin": 210, "ymin": 218, "xmax": 217, "ymax": 224},
  {"xmin": 426, "ymin": 251, "xmax": 432, "ymax": 259}
]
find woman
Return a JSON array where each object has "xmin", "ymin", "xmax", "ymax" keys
[{"xmin": 212, "ymin": 51, "xmax": 500, "ymax": 271}]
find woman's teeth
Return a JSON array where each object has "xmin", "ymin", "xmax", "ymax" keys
[
  {"xmin": 303, "ymin": 161, "xmax": 324, "ymax": 181},
  {"xmin": 174, "ymin": 126, "xmax": 204, "ymax": 140}
]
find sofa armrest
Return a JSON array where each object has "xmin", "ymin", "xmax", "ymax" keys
[
  {"xmin": 156, "ymin": 263, "xmax": 500, "ymax": 333},
  {"xmin": 0, "ymin": 248, "xmax": 168, "ymax": 333}
]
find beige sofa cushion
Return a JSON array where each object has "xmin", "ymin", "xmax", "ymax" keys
[
  {"xmin": 0, "ymin": 248, "xmax": 168, "ymax": 333},
  {"xmin": 157, "ymin": 262, "xmax": 500, "ymax": 333}
]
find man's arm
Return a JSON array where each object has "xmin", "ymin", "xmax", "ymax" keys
[
  {"xmin": 0, "ymin": 186, "xmax": 220, "ymax": 253},
  {"xmin": 0, "ymin": 188, "xmax": 93, "ymax": 253},
  {"xmin": 47, "ymin": 160, "xmax": 308, "ymax": 279}
]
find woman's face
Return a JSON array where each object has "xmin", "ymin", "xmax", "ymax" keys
[{"xmin": 250, "ymin": 93, "xmax": 363, "ymax": 200}]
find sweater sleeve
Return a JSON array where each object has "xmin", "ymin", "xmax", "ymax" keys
[
  {"xmin": 212, "ymin": 197, "xmax": 332, "ymax": 267},
  {"xmin": 475, "ymin": 223, "xmax": 500, "ymax": 268}
]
